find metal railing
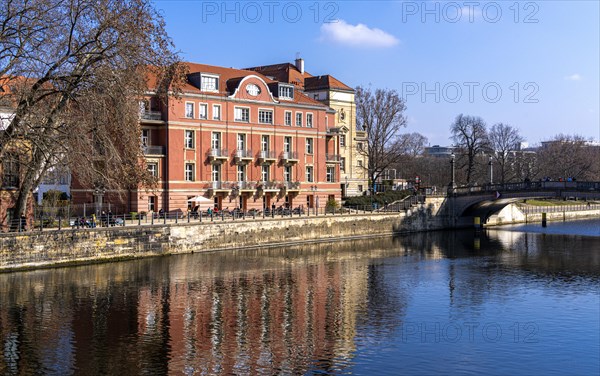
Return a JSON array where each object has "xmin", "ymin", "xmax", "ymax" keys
[
  {"xmin": 143, "ymin": 145, "xmax": 166, "ymax": 155},
  {"xmin": 520, "ymin": 203, "xmax": 600, "ymax": 214},
  {"xmin": 234, "ymin": 149, "xmax": 253, "ymax": 160},
  {"xmin": 450, "ymin": 181, "xmax": 600, "ymax": 196},
  {"xmin": 325, "ymin": 153, "xmax": 341, "ymax": 163},
  {"xmin": 235, "ymin": 181, "xmax": 257, "ymax": 190},
  {"xmin": 280, "ymin": 151, "xmax": 298, "ymax": 161},
  {"xmin": 281, "ymin": 181, "xmax": 300, "ymax": 190},
  {"xmin": 208, "ymin": 148, "xmax": 229, "ymax": 159},
  {"xmin": 210, "ymin": 181, "xmax": 233, "ymax": 190},
  {"xmin": 258, "ymin": 150, "xmax": 277, "ymax": 160},
  {"xmin": 140, "ymin": 110, "xmax": 163, "ymax": 120}
]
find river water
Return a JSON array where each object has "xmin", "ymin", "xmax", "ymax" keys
[{"xmin": 0, "ymin": 219, "xmax": 598, "ymax": 375}]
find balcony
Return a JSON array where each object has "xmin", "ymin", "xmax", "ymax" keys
[
  {"xmin": 208, "ymin": 181, "xmax": 233, "ymax": 193},
  {"xmin": 355, "ymin": 130, "xmax": 367, "ymax": 140},
  {"xmin": 280, "ymin": 151, "xmax": 299, "ymax": 164},
  {"xmin": 258, "ymin": 181, "xmax": 280, "ymax": 194},
  {"xmin": 234, "ymin": 149, "xmax": 254, "ymax": 163},
  {"xmin": 257, "ymin": 150, "xmax": 277, "ymax": 163},
  {"xmin": 207, "ymin": 148, "xmax": 229, "ymax": 162},
  {"xmin": 235, "ymin": 181, "xmax": 257, "ymax": 193},
  {"xmin": 140, "ymin": 110, "xmax": 164, "ymax": 123},
  {"xmin": 280, "ymin": 181, "xmax": 301, "ymax": 193},
  {"xmin": 143, "ymin": 145, "xmax": 166, "ymax": 156},
  {"xmin": 325, "ymin": 153, "xmax": 341, "ymax": 163}
]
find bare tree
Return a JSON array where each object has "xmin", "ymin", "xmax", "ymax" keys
[
  {"xmin": 488, "ymin": 123, "xmax": 524, "ymax": 184},
  {"xmin": 450, "ymin": 114, "xmax": 489, "ymax": 185},
  {"xmin": 355, "ymin": 86, "xmax": 408, "ymax": 192},
  {"xmin": 536, "ymin": 134, "xmax": 600, "ymax": 180},
  {"xmin": 0, "ymin": 0, "xmax": 184, "ymax": 220}
]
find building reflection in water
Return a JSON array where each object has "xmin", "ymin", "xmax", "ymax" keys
[{"xmin": 0, "ymin": 230, "xmax": 598, "ymax": 374}]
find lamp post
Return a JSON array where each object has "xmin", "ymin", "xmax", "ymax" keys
[
  {"xmin": 311, "ymin": 185, "xmax": 317, "ymax": 215},
  {"xmin": 93, "ymin": 185, "xmax": 106, "ymax": 216},
  {"xmin": 488, "ymin": 155, "xmax": 493, "ymax": 185},
  {"xmin": 449, "ymin": 153, "xmax": 456, "ymax": 192}
]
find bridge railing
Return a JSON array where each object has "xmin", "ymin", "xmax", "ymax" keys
[
  {"xmin": 521, "ymin": 203, "xmax": 600, "ymax": 214},
  {"xmin": 450, "ymin": 181, "xmax": 600, "ymax": 196}
]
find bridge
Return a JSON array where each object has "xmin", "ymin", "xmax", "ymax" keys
[{"xmin": 438, "ymin": 181, "xmax": 600, "ymax": 226}]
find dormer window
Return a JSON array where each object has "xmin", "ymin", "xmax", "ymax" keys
[
  {"xmin": 201, "ymin": 74, "xmax": 219, "ymax": 92},
  {"xmin": 279, "ymin": 84, "xmax": 294, "ymax": 100}
]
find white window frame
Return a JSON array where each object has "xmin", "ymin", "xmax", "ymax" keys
[
  {"xmin": 199, "ymin": 103, "xmax": 208, "ymax": 119},
  {"xmin": 185, "ymin": 130, "xmax": 194, "ymax": 149},
  {"xmin": 141, "ymin": 129, "xmax": 150, "ymax": 147},
  {"xmin": 213, "ymin": 104, "xmax": 221, "ymax": 120},
  {"xmin": 340, "ymin": 157, "xmax": 346, "ymax": 172},
  {"xmin": 284, "ymin": 111, "xmax": 292, "ymax": 126},
  {"xmin": 185, "ymin": 163, "xmax": 195, "ymax": 181},
  {"xmin": 147, "ymin": 162, "xmax": 158, "ymax": 177},
  {"xmin": 340, "ymin": 134, "xmax": 346, "ymax": 147},
  {"xmin": 237, "ymin": 133, "xmax": 246, "ymax": 151},
  {"xmin": 306, "ymin": 113, "xmax": 313, "ymax": 128},
  {"xmin": 261, "ymin": 135, "xmax": 269, "ymax": 152},
  {"xmin": 295, "ymin": 112, "xmax": 303, "ymax": 127},
  {"xmin": 284, "ymin": 136, "xmax": 292, "ymax": 153},
  {"xmin": 185, "ymin": 102, "xmax": 194, "ymax": 119},
  {"xmin": 279, "ymin": 85, "xmax": 294, "ymax": 100},
  {"xmin": 261, "ymin": 165, "xmax": 270, "ymax": 182},
  {"xmin": 306, "ymin": 138, "xmax": 314, "ymax": 154},
  {"xmin": 234, "ymin": 107, "xmax": 250, "ymax": 122},
  {"xmin": 211, "ymin": 132, "xmax": 221, "ymax": 149},
  {"xmin": 284, "ymin": 166, "xmax": 292, "ymax": 182},
  {"xmin": 237, "ymin": 164, "xmax": 246, "ymax": 182},
  {"xmin": 211, "ymin": 164, "xmax": 221, "ymax": 182},
  {"xmin": 306, "ymin": 166, "xmax": 313, "ymax": 182},
  {"xmin": 326, "ymin": 166, "xmax": 335, "ymax": 182},
  {"xmin": 201, "ymin": 74, "xmax": 219, "ymax": 92},
  {"xmin": 148, "ymin": 196, "xmax": 156, "ymax": 212},
  {"xmin": 258, "ymin": 109, "xmax": 273, "ymax": 124}
]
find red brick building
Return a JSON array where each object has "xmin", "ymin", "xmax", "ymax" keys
[{"xmin": 73, "ymin": 61, "xmax": 342, "ymax": 214}]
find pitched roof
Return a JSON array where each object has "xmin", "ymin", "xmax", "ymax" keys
[{"xmin": 304, "ymin": 75, "xmax": 354, "ymax": 92}]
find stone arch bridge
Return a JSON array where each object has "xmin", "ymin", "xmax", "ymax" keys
[{"xmin": 436, "ymin": 181, "xmax": 600, "ymax": 227}]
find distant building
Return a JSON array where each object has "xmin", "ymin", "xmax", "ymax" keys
[{"xmin": 424, "ymin": 145, "xmax": 455, "ymax": 158}]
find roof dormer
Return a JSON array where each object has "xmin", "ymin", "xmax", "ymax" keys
[{"xmin": 187, "ymin": 72, "xmax": 220, "ymax": 93}]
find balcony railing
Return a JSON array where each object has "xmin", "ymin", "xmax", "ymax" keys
[
  {"xmin": 143, "ymin": 145, "xmax": 166, "ymax": 155},
  {"xmin": 140, "ymin": 110, "xmax": 163, "ymax": 121},
  {"xmin": 234, "ymin": 149, "xmax": 254, "ymax": 161},
  {"xmin": 280, "ymin": 181, "xmax": 301, "ymax": 191},
  {"xmin": 235, "ymin": 181, "xmax": 257, "ymax": 191},
  {"xmin": 258, "ymin": 181, "xmax": 280, "ymax": 192},
  {"xmin": 209, "ymin": 181, "xmax": 233, "ymax": 191},
  {"xmin": 257, "ymin": 150, "xmax": 277, "ymax": 161},
  {"xmin": 326, "ymin": 153, "xmax": 341, "ymax": 163},
  {"xmin": 280, "ymin": 151, "xmax": 299, "ymax": 163},
  {"xmin": 207, "ymin": 148, "xmax": 229, "ymax": 160}
]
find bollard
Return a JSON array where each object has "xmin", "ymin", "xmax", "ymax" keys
[
  {"xmin": 542, "ymin": 212, "xmax": 547, "ymax": 227},
  {"xmin": 200, "ymin": 212, "xmax": 202, "ymax": 223},
  {"xmin": 151, "ymin": 214, "xmax": 154, "ymax": 225},
  {"xmin": 187, "ymin": 212, "xmax": 190, "ymax": 223},
  {"xmin": 138, "ymin": 215, "xmax": 141, "ymax": 226},
  {"xmin": 175, "ymin": 213, "xmax": 178, "ymax": 224},
  {"xmin": 58, "ymin": 216, "xmax": 62, "ymax": 231}
]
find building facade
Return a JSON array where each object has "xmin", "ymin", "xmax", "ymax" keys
[
  {"xmin": 72, "ymin": 62, "xmax": 342, "ymax": 214},
  {"xmin": 247, "ymin": 58, "xmax": 369, "ymax": 197}
]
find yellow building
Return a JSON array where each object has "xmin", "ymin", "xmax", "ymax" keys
[{"xmin": 247, "ymin": 58, "xmax": 369, "ymax": 197}]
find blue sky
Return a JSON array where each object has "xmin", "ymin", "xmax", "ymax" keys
[{"xmin": 153, "ymin": 0, "xmax": 599, "ymax": 146}]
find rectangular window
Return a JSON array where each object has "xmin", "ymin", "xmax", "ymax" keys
[
  {"xmin": 306, "ymin": 166, "xmax": 313, "ymax": 182},
  {"xmin": 147, "ymin": 163, "xmax": 158, "ymax": 177},
  {"xmin": 284, "ymin": 111, "xmax": 292, "ymax": 126},
  {"xmin": 295, "ymin": 112, "xmax": 302, "ymax": 127},
  {"xmin": 261, "ymin": 165, "xmax": 270, "ymax": 181},
  {"xmin": 212, "ymin": 164, "xmax": 220, "ymax": 181},
  {"xmin": 306, "ymin": 113, "xmax": 313, "ymax": 128},
  {"xmin": 2, "ymin": 155, "xmax": 19, "ymax": 187},
  {"xmin": 261, "ymin": 135, "xmax": 269, "ymax": 151},
  {"xmin": 357, "ymin": 142, "xmax": 364, "ymax": 151},
  {"xmin": 340, "ymin": 134, "xmax": 346, "ymax": 147},
  {"xmin": 237, "ymin": 164, "xmax": 246, "ymax": 182},
  {"xmin": 199, "ymin": 103, "xmax": 208, "ymax": 119},
  {"xmin": 185, "ymin": 102, "xmax": 194, "ymax": 118},
  {"xmin": 211, "ymin": 132, "xmax": 221, "ymax": 149},
  {"xmin": 148, "ymin": 196, "xmax": 156, "ymax": 212},
  {"xmin": 284, "ymin": 166, "xmax": 292, "ymax": 182},
  {"xmin": 201, "ymin": 75, "xmax": 219, "ymax": 92},
  {"xmin": 213, "ymin": 105, "xmax": 221, "ymax": 120},
  {"xmin": 141, "ymin": 129, "xmax": 149, "ymax": 147},
  {"xmin": 358, "ymin": 185, "xmax": 363, "ymax": 192},
  {"xmin": 357, "ymin": 160, "xmax": 363, "ymax": 167},
  {"xmin": 234, "ymin": 107, "xmax": 249, "ymax": 122},
  {"xmin": 284, "ymin": 136, "xmax": 292, "ymax": 153},
  {"xmin": 237, "ymin": 133, "xmax": 246, "ymax": 151},
  {"xmin": 258, "ymin": 110, "xmax": 273, "ymax": 124},
  {"xmin": 340, "ymin": 157, "xmax": 346, "ymax": 172},
  {"xmin": 185, "ymin": 130, "xmax": 194, "ymax": 149},
  {"xmin": 185, "ymin": 163, "xmax": 194, "ymax": 181},
  {"xmin": 279, "ymin": 85, "xmax": 294, "ymax": 99},
  {"xmin": 306, "ymin": 138, "xmax": 314, "ymax": 154},
  {"xmin": 326, "ymin": 166, "xmax": 335, "ymax": 182}
]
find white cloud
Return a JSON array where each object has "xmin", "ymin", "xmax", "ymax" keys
[
  {"xmin": 564, "ymin": 73, "xmax": 582, "ymax": 81},
  {"xmin": 320, "ymin": 20, "xmax": 399, "ymax": 48}
]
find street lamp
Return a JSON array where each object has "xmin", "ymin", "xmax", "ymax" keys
[
  {"xmin": 93, "ymin": 185, "xmax": 106, "ymax": 216},
  {"xmin": 449, "ymin": 153, "xmax": 456, "ymax": 191},
  {"xmin": 488, "ymin": 155, "xmax": 493, "ymax": 185}
]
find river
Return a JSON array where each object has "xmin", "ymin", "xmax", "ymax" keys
[{"xmin": 1, "ymin": 219, "xmax": 598, "ymax": 375}]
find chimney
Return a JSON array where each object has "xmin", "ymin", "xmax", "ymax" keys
[{"xmin": 295, "ymin": 55, "xmax": 304, "ymax": 74}]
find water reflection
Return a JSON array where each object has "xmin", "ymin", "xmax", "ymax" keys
[{"xmin": 0, "ymin": 229, "xmax": 598, "ymax": 375}]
